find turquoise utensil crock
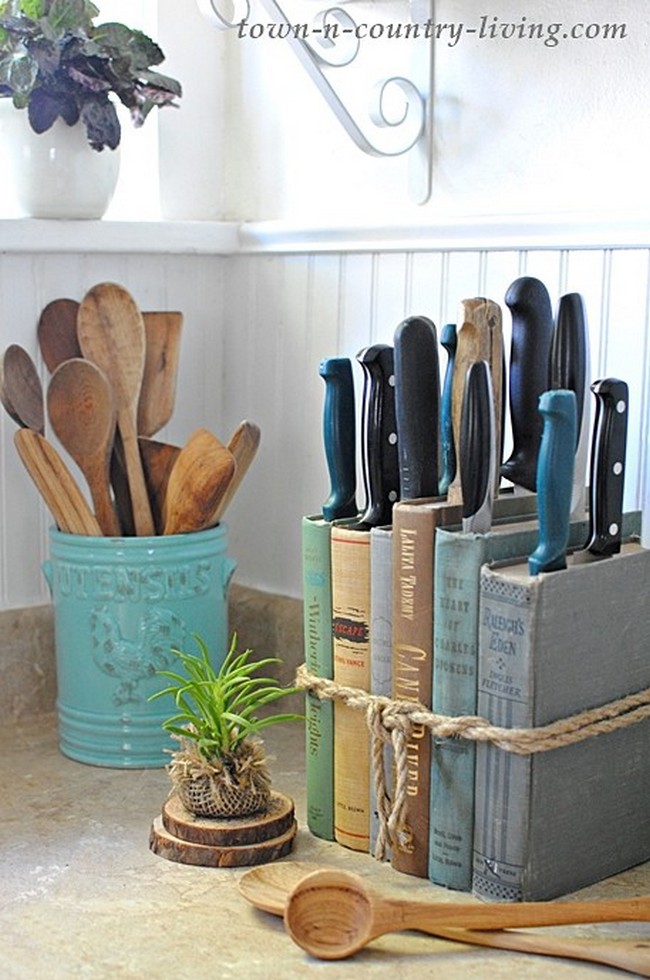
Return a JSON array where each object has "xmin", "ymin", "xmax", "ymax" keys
[{"xmin": 43, "ymin": 524, "xmax": 236, "ymax": 768}]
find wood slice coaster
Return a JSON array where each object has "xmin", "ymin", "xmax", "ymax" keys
[
  {"xmin": 149, "ymin": 815, "xmax": 297, "ymax": 868},
  {"xmin": 161, "ymin": 790, "xmax": 295, "ymax": 847}
]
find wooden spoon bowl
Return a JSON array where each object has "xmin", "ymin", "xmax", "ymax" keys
[{"xmin": 0, "ymin": 344, "xmax": 45, "ymax": 432}]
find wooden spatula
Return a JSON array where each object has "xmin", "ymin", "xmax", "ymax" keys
[
  {"xmin": 139, "ymin": 436, "xmax": 181, "ymax": 534},
  {"xmin": 138, "ymin": 312, "xmax": 183, "ymax": 437},
  {"xmin": 211, "ymin": 420, "xmax": 260, "ymax": 523},
  {"xmin": 163, "ymin": 428, "xmax": 235, "ymax": 536},
  {"xmin": 14, "ymin": 429, "xmax": 102, "ymax": 536},
  {"xmin": 77, "ymin": 282, "xmax": 155, "ymax": 536}
]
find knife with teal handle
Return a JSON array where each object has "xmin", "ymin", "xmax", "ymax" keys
[
  {"xmin": 319, "ymin": 357, "xmax": 357, "ymax": 521},
  {"xmin": 438, "ymin": 322, "xmax": 457, "ymax": 496},
  {"xmin": 528, "ymin": 389, "xmax": 577, "ymax": 576}
]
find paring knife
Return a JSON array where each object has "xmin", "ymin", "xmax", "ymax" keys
[
  {"xmin": 460, "ymin": 360, "xmax": 496, "ymax": 534},
  {"xmin": 356, "ymin": 344, "xmax": 399, "ymax": 528},
  {"xmin": 438, "ymin": 323, "xmax": 457, "ymax": 496},
  {"xmin": 549, "ymin": 292, "xmax": 591, "ymax": 518},
  {"xmin": 528, "ymin": 389, "xmax": 577, "ymax": 576},
  {"xmin": 585, "ymin": 378, "xmax": 628, "ymax": 558},
  {"xmin": 502, "ymin": 277, "xmax": 554, "ymax": 492},
  {"xmin": 393, "ymin": 315, "xmax": 440, "ymax": 500},
  {"xmin": 319, "ymin": 357, "xmax": 358, "ymax": 521}
]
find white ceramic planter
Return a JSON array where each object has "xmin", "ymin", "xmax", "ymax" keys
[{"xmin": 0, "ymin": 101, "xmax": 120, "ymax": 219}]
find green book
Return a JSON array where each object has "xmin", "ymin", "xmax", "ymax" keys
[
  {"xmin": 301, "ymin": 514, "xmax": 335, "ymax": 840},
  {"xmin": 473, "ymin": 519, "xmax": 650, "ymax": 902},
  {"xmin": 429, "ymin": 515, "xmax": 588, "ymax": 891}
]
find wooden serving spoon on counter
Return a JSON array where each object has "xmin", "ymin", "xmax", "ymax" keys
[
  {"xmin": 47, "ymin": 358, "xmax": 120, "ymax": 536},
  {"xmin": 0, "ymin": 344, "xmax": 45, "ymax": 433},
  {"xmin": 14, "ymin": 429, "xmax": 102, "ymax": 536},
  {"xmin": 163, "ymin": 428, "xmax": 235, "ymax": 535},
  {"xmin": 77, "ymin": 282, "xmax": 154, "ymax": 536},
  {"xmin": 37, "ymin": 298, "xmax": 82, "ymax": 373},
  {"xmin": 251, "ymin": 866, "xmax": 650, "ymax": 971}
]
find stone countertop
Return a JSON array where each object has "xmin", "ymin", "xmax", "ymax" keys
[{"xmin": 2, "ymin": 716, "xmax": 649, "ymax": 979}]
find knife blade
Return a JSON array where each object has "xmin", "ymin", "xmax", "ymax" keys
[
  {"xmin": 549, "ymin": 292, "xmax": 591, "ymax": 518},
  {"xmin": 528, "ymin": 389, "xmax": 577, "ymax": 576},
  {"xmin": 502, "ymin": 277, "xmax": 554, "ymax": 492},
  {"xmin": 448, "ymin": 297, "xmax": 503, "ymax": 503},
  {"xmin": 357, "ymin": 344, "xmax": 399, "ymax": 528},
  {"xmin": 584, "ymin": 378, "xmax": 628, "ymax": 558},
  {"xmin": 460, "ymin": 360, "xmax": 496, "ymax": 534},
  {"xmin": 319, "ymin": 357, "xmax": 358, "ymax": 521},
  {"xmin": 393, "ymin": 315, "xmax": 440, "ymax": 500},
  {"xmin": 438, "ymin": 322, "xmax": 457, "ymax": 496}
]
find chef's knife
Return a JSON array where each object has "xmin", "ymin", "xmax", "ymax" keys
[
  {"xmin": 460, "ymin": 360, "xmax": 496, "ymax": 534},
  {"xmin": 549, "ymin": 292, "xmax": 590, "ymax": 518},
  {"xmin": 502, "ymin": 277, "xmax": 554, "ymax": 492},
  {"xmin": 438, "ymin": 322, "xmax": 457, "ymax": 496},
  {"xmin": 319, "ymin": 357, "xmax": 358, "ymax": 521},
  {"xmin": 393, "ymin": 315, "xmax": 439, "ymax": 500},
  {"xmin": 528, "ymin": 389, "xmax": 577, "ymax": 576},
  {"xmin": 585, "ymin": 378, "xmax": 628, "ymax": 558},
  {"xmin": 357, "ymin": 344, "xmax": 399, "ymax": 528}
]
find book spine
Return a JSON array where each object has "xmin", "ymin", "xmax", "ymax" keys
[
  {"xmin": 301, "ymin": 515, "xmax": 334, "ymax": 840},
  {"xmin": 331, "ymin": 524, "xmax": 372, "ymax": 851},
  {"xmin": 429, "ymin": 532, "xmax": 484, "ymax": 890},
  {"xmin": 472, "ymin": 566, "xmax": 537, "ymax": 902},
  {"xmin": 369, "ymin": 525, "xmax": 393, "ymax": 859},
  {"xmin": 390, "ymin": 503, "xmax": 437, "ymax": 877}
]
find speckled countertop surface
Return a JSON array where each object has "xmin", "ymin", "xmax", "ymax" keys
[{"xmin": 2, "ymin": 716, "xmax": 649, "ymax": 979}]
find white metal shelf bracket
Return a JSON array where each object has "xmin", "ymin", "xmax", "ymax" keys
[{"xmin": 197, "ymin": 0, "xmax": 434, "ymax": 203}]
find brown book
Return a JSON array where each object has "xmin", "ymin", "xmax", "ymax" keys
[
  {"xmin": 331, "ymin": 524, "xmax": 372, "ymax": 851},
  {"xmin": 390, "ymin": 497, "xmax": 462, "ymax": 876}
]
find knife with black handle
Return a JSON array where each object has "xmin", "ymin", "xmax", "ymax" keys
[
  {"xmin": 319, "ymin": 357, "xmax": 358, "ymax": 522},
  {"xmin": 357, "ymin": 344, "xmax": 399, "ymax": 528},
  {"xmin": 585, "ymin": 378, "xmax": 628, "ymax": 558},
  {"xmin": 394, "ymin": 315, "xmax": 439, "ymax": 500},
  {"xmin": 438, "ymin": 322, "xmax": 457, "ymax": 496},
  {"xmin": 502, "ymin": 277, "xmax": 554, "ymax": 492},
  {"xmin": 528, "ymin": 389, "xmax": 577, "ymax": 576},
  {"xmin": 460, "ymin": 360, "xmax": 495, "ymax": 534},
  {"xmin": 549, "ymin": 292, "xmax": 590, "ymax": 517}
]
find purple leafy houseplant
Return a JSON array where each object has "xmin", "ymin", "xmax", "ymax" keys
[{"xmin": 0, "ymin": 0, "xmax": 181, "ymax": 150}]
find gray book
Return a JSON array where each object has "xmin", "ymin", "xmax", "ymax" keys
[
  {"xmin": 369, "ymin": 525, "xmax": 393, "ymax": 859},
  {"xmin": 473, "ymin": 534, "xmax": 650, "ymax": 902}
]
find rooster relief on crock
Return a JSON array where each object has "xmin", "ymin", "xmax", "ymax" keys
[{"xmin": 89, "ymin": 606, "xmax": 187, "ymax": 706}]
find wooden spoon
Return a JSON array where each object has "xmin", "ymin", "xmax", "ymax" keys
[
  {"xmin": 284, "ymin": 868, "xmax": 650, "ymax": 963},
  {"xmin": 0, "ymin": 344, "xmax": 45, "ymax": 432},
  {"xmin": 211, "ymin": 420, "xmax": 260, "ymax": 524},
  {"xmin": 37, "ymin": 298, "xmax": 81, "ymax": 373},
  {"xmin": 137, "ymin": 311, "xmax": 183, "ymax": 437},
  {"xmin": 163, "ymin": 428, "xmax": 235, "ymax": 536},
  {"xmin": 77, "ymin": 282, "xmax": 154, "ymax": 536},
  {"xmin": 139, "ymin": 436, "xmax": 180, "ymax": 534},
  {"xmin": 14, "ymin": 429, "xmax": 102, "ymax": 536},
  {"xmin": 47, "ymin": 359, "xmax": 120, "ymax": 536},
  {"xmin": 240, "ymin": 863, "xmax": 650, "ymax": 974}
]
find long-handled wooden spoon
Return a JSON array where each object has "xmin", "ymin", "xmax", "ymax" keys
[
  {"xmin": 163, "ymin": 428, "xmax": 235, "ymax": 535},
  {"xmin": 210, "ymin": 420, "xmax": 260, "ymax": 524},
  {"xmin": 0, "ymin": 344, "xmax": 45, "ymax": 433},
  {"xmin": 77, "ymin": 282, "xmax": 154, "ymax": 536},
  {"xmin": 238, "ymin": 863, "xmax": 650, "ymax": 975},
  {"xmin": 47, "ymin": 358, "xmax": 120, "ymax": 536},
  {"xmin": 138, "ymin": 311, "xmax": 183, "ymax": 437},
  {"xmin": 37, "ymin": 298, "xmax": 82, "ymax": 373},
  {"xmin": 139, "ymin": 436, "xmax": 180, "ymax": 534},
  {"xmin": 14, "ymin": 429, "xmax": 102, "ymax": 536},
  {"xmin": 283, "ymin": 868, "xmax": 650, "ymax": 964}
]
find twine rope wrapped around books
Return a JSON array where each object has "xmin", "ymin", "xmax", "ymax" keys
[{"xmin": 296, "ymin": 662, "xmax": 650, "ymax": 862}]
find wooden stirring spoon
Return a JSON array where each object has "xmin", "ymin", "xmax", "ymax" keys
[
  {"xmin": 77, "ymin": 282, "xmax": 155, "ymax": 536},
  {"xmin": 138, "ymin": 312, "xmax": 183, "ymax": 437},
  {"xmin": 0, "ymin": 344, "xmax": 45, "ymax": 433},
  {"xmin": 14, "ymin": 429, "xmax": 101, "ymax": 536},
  {"xmin": 238, "ymin": 863, "xmax": 650, "ymax": 975},
  {"xmin": 211, "ymin": 420, "xmax": 260, "ymax": 524},
  {"xmin": 47, "ymin": 359, "xmax": 120, "ymax": 536},
  {"xmin": 163, "ymin": 428, "xmax": 235, "ymax": 535},
  {"xmin": 37, "ymin": 298, "xmax": 81, "ymax": 373},
  {"xmin": 139, "ymin": 436, "xmax": 180, "ymax": 534},
  {"xmin": 284, "ymin": 868, "xmax": 650, "ymax": 962}
]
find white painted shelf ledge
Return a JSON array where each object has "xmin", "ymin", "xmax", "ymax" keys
[{"xmin": 0, "ymin": 219, "xmax": 240, "ymax": 255}]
